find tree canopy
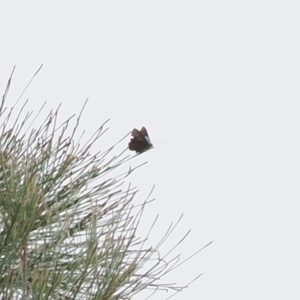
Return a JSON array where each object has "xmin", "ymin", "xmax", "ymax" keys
[{"xmin": 0, "ymin": 66, "xmax": 212, "ymax": 299}]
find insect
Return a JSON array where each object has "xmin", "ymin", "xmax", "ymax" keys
[{"xmin": 128, "ymin": 127, "xmax": 153, "ymax": 153}]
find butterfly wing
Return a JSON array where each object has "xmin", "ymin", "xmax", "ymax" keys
[
  {"xmin": 140, "ymin": 127, "xmax": 152, "ymax": 146},
  {"xmin": 131, "ymin": 129, "xmax": 144, "ymax": 140},
  {"xmin": 140, "ymin": 127, "xmax": 148, "ymax": 136}
]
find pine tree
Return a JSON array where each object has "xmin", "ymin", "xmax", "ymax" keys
[{"xmin": 0, "ymin": 66, "xmax": 212, "ymax": 299}]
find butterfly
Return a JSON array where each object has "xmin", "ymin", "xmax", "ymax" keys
[{"xmin": 128, "ymin": 127, "xmax": 153, "ymax": 153}]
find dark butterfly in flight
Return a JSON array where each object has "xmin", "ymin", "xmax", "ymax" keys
[{"xmin": 128, "ymin": 127, "xmax": 153, "ymax": 153}]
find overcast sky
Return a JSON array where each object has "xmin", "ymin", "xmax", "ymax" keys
[{"xmin": 1, "ymin": 1, "xmax": 300, "ymax": 299}]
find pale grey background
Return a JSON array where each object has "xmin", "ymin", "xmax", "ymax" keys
[{"xmin": 1, "ymin": 1, "xmax": 300, "ymax": 299}]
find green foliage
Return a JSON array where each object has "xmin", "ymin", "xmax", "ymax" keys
[{"xmin": 0, "ymin": 67, "xmax": 212, "ymax": 299}]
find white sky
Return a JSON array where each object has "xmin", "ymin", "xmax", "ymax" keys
[{"xmin": 1, "ymin": 1, "xmax": 300, "ymax": 299}]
